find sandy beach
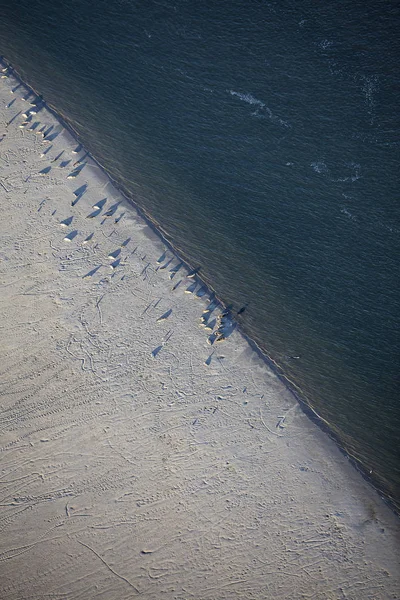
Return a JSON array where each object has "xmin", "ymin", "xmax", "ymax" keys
[{"xmin": 0, "ymin": 61, "xmax": 399, "ymax": 599}]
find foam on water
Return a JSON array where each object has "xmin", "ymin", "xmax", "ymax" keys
[{"xmin": 228, "ymin": 89, "xmax": 291, "ymax": 128}]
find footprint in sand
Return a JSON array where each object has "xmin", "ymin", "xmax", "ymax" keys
[
  {"xmin": 64, "ymin": 230, "xmax": 78, "ymax": 242},
  {"xmin": 37, "ymin": 198, "xmax": 47, "ymax": 212}
]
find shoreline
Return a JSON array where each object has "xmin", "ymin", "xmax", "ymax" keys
[
  {"xmin": 1, "ymin": 58, "xmax": 399, "ymax": 598},
  {"xmin": 2, "ymin": 56, "xmax": 396, "ymax": 515}
]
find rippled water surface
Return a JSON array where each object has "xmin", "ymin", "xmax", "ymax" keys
[{"xmin": 1, "ymin": 0, "xmax": 399, "ymax": 507}]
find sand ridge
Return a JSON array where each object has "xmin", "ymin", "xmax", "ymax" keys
[{"xmin": 0, "ymin": 61, "xmax": 399, "ymax": 599}]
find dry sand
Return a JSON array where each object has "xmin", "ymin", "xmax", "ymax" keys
[{"xmin": 0, "ymin": 62, "xmax": 399, "ymax": 600}]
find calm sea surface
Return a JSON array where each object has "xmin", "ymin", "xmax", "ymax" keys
[{"xmin": 1, "ymin": 0, "xmax": 399, "ymax": 508}]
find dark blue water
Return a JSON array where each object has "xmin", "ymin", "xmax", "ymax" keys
[{"xmin": 1, "ymin": 0, "xmax": 399, "ymax": 508}]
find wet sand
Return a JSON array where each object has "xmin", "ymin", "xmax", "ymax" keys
[{"xmin": 0, "ymin": 62, "xmax": 399, "ymax": 599}]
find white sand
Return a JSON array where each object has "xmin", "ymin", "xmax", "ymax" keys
[{"xmin": 0, "ymin": 64, "xmax": 399, "ymax": 600}]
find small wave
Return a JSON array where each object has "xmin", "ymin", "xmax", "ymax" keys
[
  {"xmin": 376, "ymin": 220, "xmax": 399, "ymax": 235},
  {"xmin": 229, "ymin": 90, "xmax": 265, "ymax": 108},
  {"xmin": 340, "ymin": 206, "xmax": 357, "ymax": 221},
  {"xmin": 352, "ymin": 130, "xmax": 400, "ymax": 148},
  {"xmin": 328, "ymin": 59, "xmax": 344, "ymax": 77},
  {"xmin": 311, "ymin": 160, "xmax": 328, "ymax": 175},
  {"xmin": 319, "ymin": 39, "xmax": 333, "ymax": 51},
  {"xmin": 175, "ymin": 68, "xmax": 194, "ymax": 81},
  {"xmin": 336, "ymin": 163, "xmax": 362, "ymax": 183},
  {"xmin": 355, "ymin": 74, "xmax": 379, "ymax": 124},
  {"xmin": 360, "ymin": 74, "xmax": 379, "ymax": 111},
  {"xmin": 228, "ymin": 90, "xmax": 291, "ymax": 128},
  {"xmin": 311, "ymin": 160, "xmax": 362, "ymax": 183}
]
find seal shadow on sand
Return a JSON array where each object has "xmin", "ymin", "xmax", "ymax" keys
[
  {"xmin": 64, "ymin": 230, "xmax": 78, "ymax": 242},
  {"xmin": 157, "ymin": 308, "xmax": 172, "ymax": 322},
  {"xmin": 83, "ymin": 265, "xmax": 102, "ymax": 278},
  {"xmin": 152, "ymin": 345, "xmax": 163, "ymax": 358}
]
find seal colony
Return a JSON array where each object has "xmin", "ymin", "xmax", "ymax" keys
[{"xmin": 0, "ymin": 60, "xmax": 399, "ymax": 599}]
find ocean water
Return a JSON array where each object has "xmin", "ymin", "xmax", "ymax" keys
[{"xmin": 1, "ymin": 0, "xmax": 399, "ymax": 508}]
